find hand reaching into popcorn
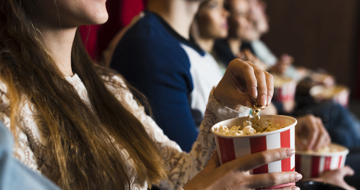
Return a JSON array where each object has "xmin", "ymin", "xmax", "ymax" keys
[
  {"xmin": 214, "ymin": 59, "xmax": 273, "ymax": 109},
  {"xmin": 295, "ymin": 114, "xmax": 331, "ymax": 151}
]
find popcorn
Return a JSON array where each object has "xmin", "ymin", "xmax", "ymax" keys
[
  {"xmin": 213, "ymin": 120, "xmax": 284, "ymax": 136},
  {"xmin": 243, "ymin": 125, "xmax": 257, "ymax": 135},
  {"xmin": 273, "ymin": 75, "xmax": 293, "ymax": 87},
  {"xmin": 306, "ymin": 144, "xmax": 343, "ymax": 153},
  {"xmin": 234, "ymin": 131, "xmax": 244, "ymax": 136},
  {"xmin": 213, "ymin": 104, "xmax": 285, "ymax": 136},
  {"xmin": 243, "ymin": 120, "xmax": 252, "ymax": 127},
  {"xmin": 218, "ymin": 125, "xmax": 229, "ymax": 135},
  {"xmin": 317, "ymin": 146, "xmax": 330, "ymax": 153},
  {"xmin": 258, "ymin": 120, "xmax": 270, "ymax": 131}
]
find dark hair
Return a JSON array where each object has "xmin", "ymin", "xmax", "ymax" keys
[{"xmin": 0, "ymin": 0, "xmax": 167, "ymax": 189}]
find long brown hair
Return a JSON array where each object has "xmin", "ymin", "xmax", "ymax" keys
[{"xmin": 0, "ymin": 0, "xmax": 167, "ymax": 189}]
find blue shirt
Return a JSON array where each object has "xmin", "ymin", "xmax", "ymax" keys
[
  {"xmin": 0, "ymin": 122, "xmax": 60, "ymax": 190},
  {"xmin": 110, "ymin": 11, "xmax": 206, "ymax": 152}
]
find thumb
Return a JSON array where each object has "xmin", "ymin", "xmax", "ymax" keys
[
  {"xmin": 203, "ymin": 151, "xmax": 220, "ymax": 172},
  {"xmin": 341, "ymin": 166, "xmax": 355, "ymax": 177}
]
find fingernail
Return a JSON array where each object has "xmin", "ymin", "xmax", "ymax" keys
[
  {"xmin": 246, "ymin": 100, "xmax": 252, "ymax": 108},
  {"xmin": 251, "ymin": 86, "xmax": 258, "ymax": 99},
  {"xmin": 286, "ymin": 149, "xmax": 295, "ymax": 157},
  {"xmin": 295, "ymin": 173, "xmax": 302, "ymax": 181},
  {"xmin": 292, "ymin": 186, "xmax": 300, "ymax": 190},
  {"xmin": 260, "ymin": 95, "xmax": 266, "ymax": 106},
  {"xmin": 267, "ymin": 95, "xmax": 272, "ymax": 105}
]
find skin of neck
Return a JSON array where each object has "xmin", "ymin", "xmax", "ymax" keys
[
  {"xmin": 227, "ymin": 37, "xmax": 242, "ymax": 56},
  {"xmin": 197, "ymin": 37, "xmax": 215, "ymax": 53},
  {"xmin": 147, "ymin": 0, "xmax": 202, "ymax": 39},
  {"xmin": 24, "ymin": 1, "xmax": 77, "ymax": 77},
  {"xmin": 38, "ymin": 24, "xmax": 77, "ymax": 77}
]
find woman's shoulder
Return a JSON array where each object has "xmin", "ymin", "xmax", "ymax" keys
[
  {"xmin": 101, "ymin": 73, "xmax": 128, "ymax": 92},
  {"xmin": 101, "ymin": 73, "xmax": 146, "ymax": 115},
  {"xmin": 100, "ymin": 73, "xmax": 134, "ymax": 102}
]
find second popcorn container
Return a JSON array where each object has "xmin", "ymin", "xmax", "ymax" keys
[
  {"xmin": 211, "ymin": 115, "xmax": 297, "ymax": 189},
  {"xmin": 273, "ymin": 75, "xmax": 297, "ymax": 102},
  {"xmin": 295, "ymin": 143, "xmax": 349, "ymax": 178}
]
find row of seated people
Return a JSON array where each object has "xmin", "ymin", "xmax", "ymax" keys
[
  {"xmin": 105, "ymin": 0, "xmax": 360, "ymax": 152},
  {"xmin": 103, "ymin": 0, "xmax": 360, "ymax": 188},
  {"xmin": 0, "ymin": 0, "xmax": 359, "ymax": 189}
]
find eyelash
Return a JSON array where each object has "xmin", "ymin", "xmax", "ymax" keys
[{"xmin": 208, "ymin": 3, "xmax": 218, "ymax": 9}]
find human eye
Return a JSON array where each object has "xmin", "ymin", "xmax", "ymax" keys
[{"xmin": 208, "ymin": 2, "xmax": 218, "ymax": 9}]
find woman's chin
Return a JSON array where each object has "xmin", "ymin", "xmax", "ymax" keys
[
  {"xmin": 219, "ymin": 31, "xmax": 228, "ymax": 39},
  {"xmin": 95, "ymin": 15, "xmax": 109, "ymax": 25},
  {"xmin": 85, "ymin": 13, "xmax": 109, "ymax": 25}
]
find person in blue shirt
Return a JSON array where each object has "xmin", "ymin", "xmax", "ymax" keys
[
  {"xmin": 109, "ymin": 0, "xmax": 340, "ymax": 153},
  {"xmin": 110, "ymin": 0, "xmax": 228, "ymax": 152},
  {"xmin": 0, "ymin": 122, "xmax": 59, "ymax": 190}
]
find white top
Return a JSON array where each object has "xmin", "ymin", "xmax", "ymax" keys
[
  {"xmin": 251, "ymin": 40, "xmax": 302, "ymax": 81},
  {"xmin": 251, "ymin": 40, "xmax": 277, "ymax": 67},
  {"xmin": 180, "ymin": 43, "xmax": 224, "ymax": 125},
  {"xmin": 0, "ymin": 74, "xmax": 250, "ymax": 189}
]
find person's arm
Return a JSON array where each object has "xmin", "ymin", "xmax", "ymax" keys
[
  {"xmin": 110, "ymin": 59, "xmax": 301, "ymax": 189},
  {"xmin": 111, "ymin": 38, "xmax": 199, "ymax": 152},
  {"xmin": 110, "ymin": 75, "xmax": 250, "ymax": 188}
]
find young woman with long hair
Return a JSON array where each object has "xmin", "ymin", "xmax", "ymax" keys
[
  {"xmin": 192, "ymin": 0, "xmax": 229, "ymax": 55},
  {"xmin": 0, "ymin": 0, "xmax": 302, "ymax": 189}
]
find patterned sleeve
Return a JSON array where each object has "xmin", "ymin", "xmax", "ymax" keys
[
  {"xmin": 0, "ymin": 82, "xmax": 39, "ymax": 171},
  {"xmin": 107, "ymin": 76, "xmax": 250, "ymax": 189}
]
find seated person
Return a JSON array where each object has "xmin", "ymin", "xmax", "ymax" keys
[
  {"xmin": 110, "ymin": 0, "xmax": 226, "ymax": 151},
  {"xmin": 245, "ymin": 0, "xmax": 335, "ymax": 85},
  {"xmin": 213, "ymin": 0, "xmax": 270, "ymax": 71},
  {"xmin": 189, "ymin": 0, "xmax": 356, "ymax": 150},
  {"xmin": 212, "ymin": 0, "xmax": 360, "ymax": 148},
  {"xmin": 190, "ymin": 0, "xmax": 230, "ymax": 74},
  {"xmin": 2, "ymin": 0, "xmax": 305, "ymax": 189},
  {"xmin": 190, "ymin": 0, "xmax": 282, "ymax": 116},
  {"xmin": 202, "ymin": 0, "xmax": 359, "ymax": 183},
  {"xmin": 214, "ymin": 0, "xmax": 334, "ymax": 85},
  {"xmin": 2, "ymin": 0, "xmax": 356, "ymax": 189}
]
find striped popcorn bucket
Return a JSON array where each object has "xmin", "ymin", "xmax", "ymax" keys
[
  {"xmin": 335, "ymin": 88, "xmax": 350, "ymax": 107},
  {"xmin": 274, "ymin": 80, "xmax": 297, "ymax": 102},
  {"xmin": 295, "ymin": 144, "xmax": 349, "ymax": 178},
  {"xmin": 211, "ymin": 115, "xmax": 297, "ymax": 189},
  {"xmin": 310, "ymin": 85, "xmax": 350, "ymax": 107},
  {"xmin": 273, "ymin": 75, "xmax": 297, "ymax": 102}
]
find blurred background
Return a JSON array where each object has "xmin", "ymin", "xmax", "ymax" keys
[
  {"xmin": 261, "ymin": 0, "xmax": 360, "ymax": 116},
  {"xmin": 81, "ymin": 0, "xmax": 360, "ymax": 115}
]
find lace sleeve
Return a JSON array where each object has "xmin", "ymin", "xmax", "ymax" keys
[
  {"xmin": 108, "ymin": 76, "xmax": 250, "ymax": 190},
  {"xmin": 0, "ymin": 83, "xmax": 39, "ymax": 171}
]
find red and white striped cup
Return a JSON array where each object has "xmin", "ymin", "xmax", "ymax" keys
[
  {"xmin": 273, "ymin": 76, "xmax": 297, "ymax": 102},
  {"xmin": 211, "ymin": 115, "xmax": 297, "ymax": 189},
  {"xmin": 310, "ymin": 85, "xmax": 350, "ymax": 107},
  {"xmin": 295, "ymin": 144, "xmax": 349, "ymax": 178}
]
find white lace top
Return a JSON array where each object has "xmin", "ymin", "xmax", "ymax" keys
[{"xmin": 0, "ymin": 74, "xmax": 250, "ymax": 189}]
